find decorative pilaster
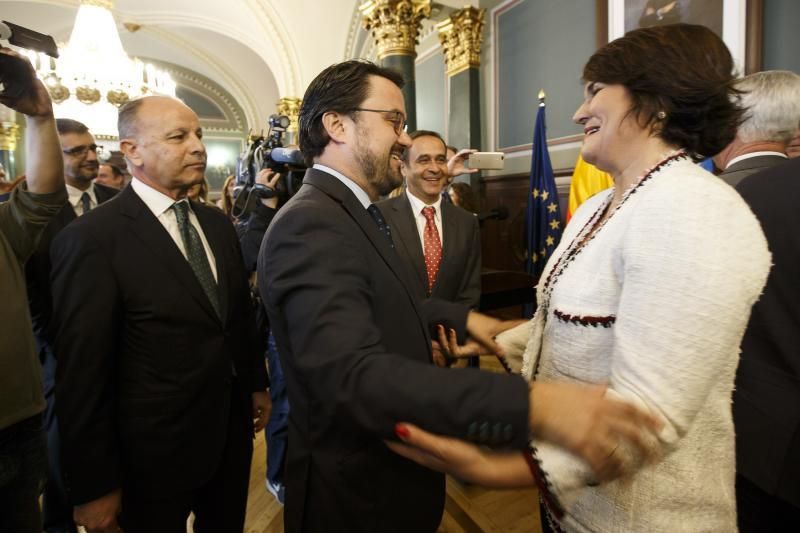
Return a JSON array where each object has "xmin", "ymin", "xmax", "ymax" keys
[
  {"xmin": 277, "ymin": 97, "xmax": 302, "ymax": 145},
  {"xmin": 359, "ymin": 0, "xmax": 432, "ymax": 131},
  {"xmin": 436, "ymin": 6, "xmax": 485, "ymax": 76},
  {"xmin": 0, "ymin": 120, "xmax": 20, "ymax": 180},
  {"xmin": 437, "ymin": 7, "xmax": 486, "ymax": 188}
]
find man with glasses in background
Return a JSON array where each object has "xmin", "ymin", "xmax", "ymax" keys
[{"xmin": 25, "ymin": 118, "xmax": 118, "ymax": 533}]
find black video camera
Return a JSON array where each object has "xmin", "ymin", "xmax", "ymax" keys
[
  {"xmin": 233, "ymin": 114, "xmax": 305, "ymax": 218},
  {"xmin": 0, "ymin": 21, "xmax": 58, "ymax": 99}
]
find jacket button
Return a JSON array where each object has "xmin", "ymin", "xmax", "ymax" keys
[
  {"xmin": 467, "ymin": 422, "xmax": 478, "ymax": 441},
  {"xmin": 503, "ymin": 424, "xmax": 513, "ymax": 442},
  {"xmin": 478, "ymin": 422, "xmax": 489, "ymax": 443}
]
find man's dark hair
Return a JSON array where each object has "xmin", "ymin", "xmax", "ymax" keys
[
  {"xmin": 403, "ymin": 130, "xmax": 447, "ymax": 162},
  {"xmin": 103, "ymin": 163, "xmax": 124, "ymax": 177},
  {"xmin": 55, "ymin": 118, "xmax": 89, "ymax": 136},
  {"xmin": 298, "ymin": 60, "xmax": 405, "ymax": 165},
  {"xmin": 583, "ymin": 23, "xmax": 743, "ymax": 159}
]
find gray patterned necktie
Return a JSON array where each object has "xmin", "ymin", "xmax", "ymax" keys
[{"xmin": 171, "ymin": 200, "xmax": 221, "ymax": 319}]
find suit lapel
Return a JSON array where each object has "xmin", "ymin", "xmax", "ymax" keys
[
  {"xmin": 435, "ymin": 202, "xmax": 459, "ymax": 294},
  {"xmin": 304, "ymin": 170, "xmax": 424, "ymax": 316},
  {"xmin": 388, "ymin": 195, "xmax": 427, "ymax": 291},
  {"xmin": 118, "ymin": 187, "xmax": 220, "ymax": 323}
]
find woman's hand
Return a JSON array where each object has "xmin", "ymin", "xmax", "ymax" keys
[{"xmin": 386, "ymin": 423, "xmax": 536, "ymax": 489}]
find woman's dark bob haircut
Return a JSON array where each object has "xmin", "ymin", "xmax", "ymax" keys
[{"xmin": 583, "ymin": 23, "xmax": 743, "ymax": 159}]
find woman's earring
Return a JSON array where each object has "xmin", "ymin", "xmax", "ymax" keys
[{"xmin": 657, "ymin": 111, "xmax": 667, "ymax": 120}]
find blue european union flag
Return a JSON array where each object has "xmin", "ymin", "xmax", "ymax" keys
[{"xmin": 525, "ymin": 100, "xmax": 563, "ymax": 315}]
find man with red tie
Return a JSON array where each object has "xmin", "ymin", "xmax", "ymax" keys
[{"xmin": 378, "ymin": 130, "xmax": 481, "ymax": 367}]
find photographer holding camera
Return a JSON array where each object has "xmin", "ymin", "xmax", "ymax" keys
[
  {"xmin": 237, "ymin": 167, "xmax": 280, "ymax": 271},
  {"xmin": 0, "ymin": 47, "xmax": 68, "ymax": 533},
  {"xmin": 235, "ymin": 167, "xmax": 291, "ymax": 505}
]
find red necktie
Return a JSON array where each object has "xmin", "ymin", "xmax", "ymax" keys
[{"xmin": 422, "ymin": 206, "xmax": 442, "ymax": 294}]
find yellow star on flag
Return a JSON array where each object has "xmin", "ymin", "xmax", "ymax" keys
[
  {"xmin": 541, "ymin": 190, "xmax": 549, "ymax": 201},
  {"xmin": 549, "ymin": 219, "xmax": 560, "ymax": 230},
  {"xmin": 546, "ymin": 235, "xmax": 555, "ymax": 247},
  {"xmin": 532, "ymin": 188, "xmax": 540, "ymax": 198},
  {"xmin": 540, "ymin": 247, "xmax": 546, "ymax": 256},
  {"xmin": 547, "ymin": 202, "xmax": 558, "ymax": 213},
  {"xmin": 531, "ymin": 252, "xmax": 538, "ymax": 263}
]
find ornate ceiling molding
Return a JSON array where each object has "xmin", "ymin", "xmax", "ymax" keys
[
  {"xmin": 146, "ymin": 58, "xmax": 246, "ymax": 134},
  {"xmin": 18, "ymin": 0, "xmax": 301, "ymax": 97},
  {"xmin": 242, "ymin": 0, "xmax": 302, "ymax": 96},
  {"xmin": 142, "ymin": 26, "xmax": 259, "ymax": 131}
]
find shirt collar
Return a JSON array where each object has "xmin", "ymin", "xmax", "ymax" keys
[
  {"xmin": 727, "ymin": 151, "xmax": 788, "ymax": 169},
  {"xmin": 406, "ymin": 189, "xmax": 442, "ymax": 218},
  {"xmin": 65, "ymin": 182, "xmax": 96, "ymax": 207},
  {"xmin": 131, "ymin": 177, "xmax": 183, "ymax": 218},
  {"xmin": 313, "ymin": 163, "xmax": 372, "ymax": 209}
]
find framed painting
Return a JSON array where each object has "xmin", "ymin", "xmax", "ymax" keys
[{"xmin": 606, "ymin": 0, "xmax": 763, "ymax": 73}]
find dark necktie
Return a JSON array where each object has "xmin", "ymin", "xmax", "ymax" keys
[
  {"xmin": 171, "ymin": 201, "xmax": 221, "ymax": 318},
  {"xmin": 80, "ymin": 192, "xmax": 91, "ymax": 215},
  {"xmin": 422, "ymin": 206, "xmax": 442, "ymax": 293},
  {"xmin": 367, "ymin": 204, "xmax": 394, "ymax": 248}
]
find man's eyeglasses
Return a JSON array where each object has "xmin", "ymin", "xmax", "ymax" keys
[
  {"xmin": 352, "ymin": 108, "xmax": 407, "ymax": 135},
  {"xmin": 62, "ymin": 144, "xmax": 104, "ymax": 157}
]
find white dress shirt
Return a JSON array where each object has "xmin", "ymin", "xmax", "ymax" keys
[
  {"xmin": 131, "ymin": 178, "xmax": 218, "ymax": 281},
  {"xmin": 313, "ymin": 164, "xmax": 372, "ymax": 208},
  {"xmin": 66, "ymin": 182, "xmax": 98, "ymax": 216},
  {"xmin": 726, "ymin": 150, "xmax": 787, "ymax": 169},
  {"xmin": 406, "ymin": 189, "xmax": 444, "ymax": 249}
]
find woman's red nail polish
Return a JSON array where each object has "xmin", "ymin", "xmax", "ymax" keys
[{"xmin": 395, "ymin": 423, "xmax": 410, "ymax": 439}]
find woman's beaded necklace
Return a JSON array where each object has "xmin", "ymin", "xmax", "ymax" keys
[{"xmin": 539, "ymin": 150, "xmax": 689, "ymax": 307}]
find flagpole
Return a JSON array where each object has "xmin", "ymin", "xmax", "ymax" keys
[{"xmin": 538, "ymin": 88, "xmax": 546, "ymax": 107}]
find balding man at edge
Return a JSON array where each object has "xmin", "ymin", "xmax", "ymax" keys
[{"xmin": 50, "ymin": 96, "xmax": 270, "ymax": 533}]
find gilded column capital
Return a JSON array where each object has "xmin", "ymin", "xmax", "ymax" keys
[
  {"xmin": 0, "ymin": 122, "xmax": 20, "ymax": 151},
  {"xmin": 359, "ymin": 0, "xmax": 431, "ymax": 59},
  {"xmin": 277, "ymin": 97, "xmax": 302, "ymax": 133},
  {"xmin": 436, "ymin": 6, "xmax": 486, "ymax": 77}
]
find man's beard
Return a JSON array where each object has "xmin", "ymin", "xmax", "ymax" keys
[{"xmin": 355, "ymin": 128, "xmax": 403, "ymax": 197}]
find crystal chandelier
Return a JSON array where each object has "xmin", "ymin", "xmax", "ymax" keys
[{"xmin": 23, "ymin": 0, "xmax": 176, "ymax": 139}]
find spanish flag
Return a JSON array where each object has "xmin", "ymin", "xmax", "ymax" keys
[{"xmin": 566, "ymin": 154, "xmax": 613, "ymax": 222}]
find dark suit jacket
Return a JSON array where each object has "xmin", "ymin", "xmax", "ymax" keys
[
  {"xmin": 258, "ymin": 168, "xmax": 530, "ymax": 533},
  {"xmin": 719, "ymin": 153, "xmax": 787, "ymax": 187},
  {"xmin": 50, "ymin": 185, "xmax": 267, "ymax": 504},
  {"xmin": 378, "ymin": 193, "xmax": 480, "ymax": 308},
  {"xmin": 26, "ymin": 182, "xmax": 118, "ymax": 391},
  {"xmin": 733, "ymin": 157, "xmax": 800, "ymax": 507}
]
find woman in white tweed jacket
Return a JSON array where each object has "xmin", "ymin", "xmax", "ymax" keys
[{"xmin": 388, "ymin": 24, "xmax": 771, "ymax": 532}]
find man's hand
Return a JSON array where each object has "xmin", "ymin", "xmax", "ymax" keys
[
  {"xmin": 447, "ymin": 148, "xmax": 478, "ymax": 178},
  {"xmin": 252, "ymin": 391, "xmax": 272, "ymax": 432},
  {"xmin": 529, "ymin": 382, "xmax": 662, "ymax": 481},
  {"xmin": 437, "ymin": 318, "xmax": 528, "ymax": 361},
  {"xmin": 73, "ymin": 489, "xmax": 122, "ymax": 533},
  {"xmin": 255, "ymin": 169, "xmax": 281, "ymax": 209},
  {"xmin": 0, "ymin": 48, "xmax": 53, "ymax": 118},
  {"xmin": 430, "ymin": 340, "xmax": 449, "ymax": 368}
]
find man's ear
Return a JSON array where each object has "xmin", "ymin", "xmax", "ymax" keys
[
  {"xmin": 321, "ymin": 111, "xmax": 348, "ymax": 144},
  {"xmin": 119, "ymin": 139, "xmax": 142, "ymax": 167},
  {"xmin": 400, "ymin": 159, "xmax": 410, "ymax": 178}
]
